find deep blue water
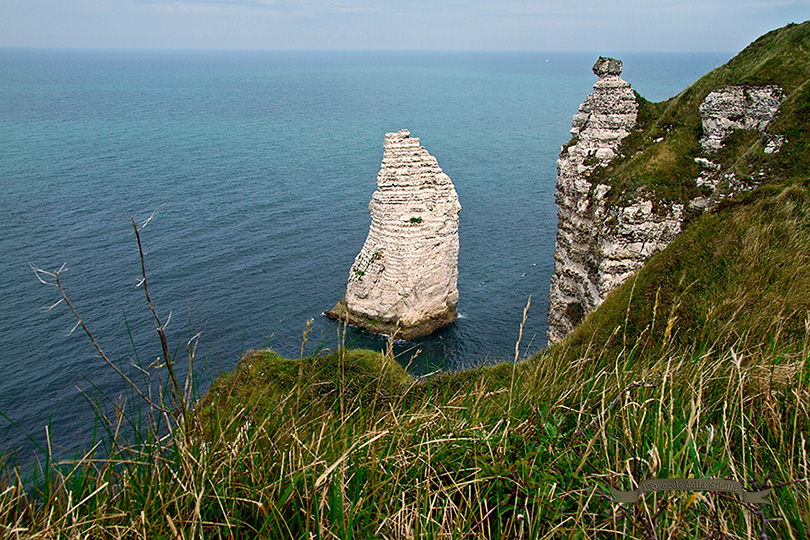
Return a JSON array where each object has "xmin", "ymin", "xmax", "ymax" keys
[{"xmin": 0, "ymin": 49, "xmax": 730, "ymax": 465}]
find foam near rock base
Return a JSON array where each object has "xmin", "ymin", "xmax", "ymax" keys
[{"xmin": 326, "ymin": 130, "xmax": 461, "ymax": 339}]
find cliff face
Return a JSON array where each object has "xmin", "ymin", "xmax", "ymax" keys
[
  {"xmin": 326, "ymin": 130, "xmax": 461, "ymax": 339},
  {"xmin": 547, "ymin": 58, "xmax": 788, "ymax": 345},
  {"xmin": 547, "ymin": 58, "xmax": 683, "ymax": 344}
]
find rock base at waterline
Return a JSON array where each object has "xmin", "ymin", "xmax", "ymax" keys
[{"xmin": 324, "ymin": 297, "xmax": 457, "ymax": 340}]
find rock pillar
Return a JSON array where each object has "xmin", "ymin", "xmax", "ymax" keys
[{"xmin": 326, "ymin": 130, "xmax": 461, "ymax": 339}]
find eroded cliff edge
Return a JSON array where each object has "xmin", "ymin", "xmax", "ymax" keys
[
  {"xmin": 326, "ymin": 130, "xmax": 461, "ymax": 339},
  {"xmin": 547, "ymin": 58, "xmax": 684, "ymax": 344},
  {"xmin": 546, "ymin": 55, "xmax": 788, "ymax": 345}
]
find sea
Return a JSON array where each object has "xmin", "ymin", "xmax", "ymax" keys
[{"xmin": 0, "ymin": 48, "xmax": 731, "ymax": 466}]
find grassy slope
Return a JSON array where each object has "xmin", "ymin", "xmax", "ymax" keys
[{"xmin": 3, "ymin": 22, "xmax": 810, "ymax": 540}]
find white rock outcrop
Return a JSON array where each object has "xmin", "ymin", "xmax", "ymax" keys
[
  {"xmin": 699, "ymin": 85, "xmax": 785, "ymax": 152},
  {"xmin": 693, "ymin": 85, "xmax": 786, "ymax": 207},
  {"xmin": 547, "ymin": 58, "xmax": 684, "ymax": 345},
  {"xmin": 326, "ymin": 130, "xmax": 461, "ymax": 339}
]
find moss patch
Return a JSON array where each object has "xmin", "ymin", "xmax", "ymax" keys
[{"xmin": 201, "ymin": 347, "xmax": 412, "ymax": 422}]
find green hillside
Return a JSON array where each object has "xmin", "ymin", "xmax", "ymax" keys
[{"xmin": 3, "ymin": 22, "xmax": 809, "ymax": 540}]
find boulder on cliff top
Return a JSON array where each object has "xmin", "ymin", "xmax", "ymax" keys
[{"xmin": 593, "ymin": 57, "xmax": 623, "ymax": 77}]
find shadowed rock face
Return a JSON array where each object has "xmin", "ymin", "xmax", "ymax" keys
[{"xmin": 326, "ymin": 130, "xmax": 460, "ymax": 339}]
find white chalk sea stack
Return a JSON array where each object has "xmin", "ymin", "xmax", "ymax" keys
[{"xmin": 326, "ymin": 129, "xmax": 461, "ymax": 339}]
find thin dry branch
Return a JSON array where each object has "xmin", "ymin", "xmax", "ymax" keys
[
  {"xmin": 30, "ymin": 264, "xmax": 168, "ymax": 415},
  {"xmin": 131, "ymin": 216, "xmax": 186, "ymax": 422}
]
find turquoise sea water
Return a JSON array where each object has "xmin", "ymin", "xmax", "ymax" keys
[{"xmin": 0, "ymin": 49, "xmax": 730, "ymax": 463}]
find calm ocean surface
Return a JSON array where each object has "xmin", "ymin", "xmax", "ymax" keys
[{"xmin": 0, "ymin": 49, "xmax": 730, "ymax": 464}]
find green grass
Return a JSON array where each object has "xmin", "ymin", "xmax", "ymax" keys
[{"xmin": 3, "ymin": 316, "xmax": 806, "ymax": 538}]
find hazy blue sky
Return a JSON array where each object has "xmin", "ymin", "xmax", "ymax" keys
[{"xmin": 1, "ymin": 0, "xmax": 807, "ymax": 51}]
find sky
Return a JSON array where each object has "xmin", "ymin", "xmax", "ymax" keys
[{"xmin": 1, "ymin": 0, "xmax": 808, "ymax": 51}]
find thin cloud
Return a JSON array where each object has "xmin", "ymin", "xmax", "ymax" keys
[
  {"xmin": 127, "ymin": 0, "xmax": 320, "ymax": 8},
  {"xmin": 3, "ymin": 0, "xmax": 808, "ymax": 50},
  {"xmin": 128, "ymin": 0, "xmax": 371, "ymax": 9},
  {"xmin": 126, "ymin": 0, "xmax": 465, "ymax": 14}
]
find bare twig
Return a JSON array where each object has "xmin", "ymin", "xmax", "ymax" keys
[
  {"xmin": 30, "ymin": 264, "xmax": 168, "ymax": 415},
  {"xmin": 131, "ymin": 216, "xmax": 186, "ymax": 422}
]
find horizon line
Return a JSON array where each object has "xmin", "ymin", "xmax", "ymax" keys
[{"xmin": 0, "ymin": 45, "xmax": 736, "ymax": 54}]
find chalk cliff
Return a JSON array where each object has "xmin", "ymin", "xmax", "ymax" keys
[
  {"xmin": 326, "ymin": 130, "xmax": 461, "ymax": 339},
  {"xmin": 547, "ymin": 58, "xmax": 683, "ymax": 344},
  {"xmin": 547, "ymin": 59, "xmax": 788, "ymax": 345}
]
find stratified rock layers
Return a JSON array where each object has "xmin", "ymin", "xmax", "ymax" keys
[
  {"xmin": 699, "ymin": 85, "xmax": 785, "ymax": 152},
  {"xmin": 326, "ymin": 130, "xmax": 461, "ymax": 339},
  {"xmin": 547, "ymin": 58, "xmax": 683, "ymax": 345}
]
